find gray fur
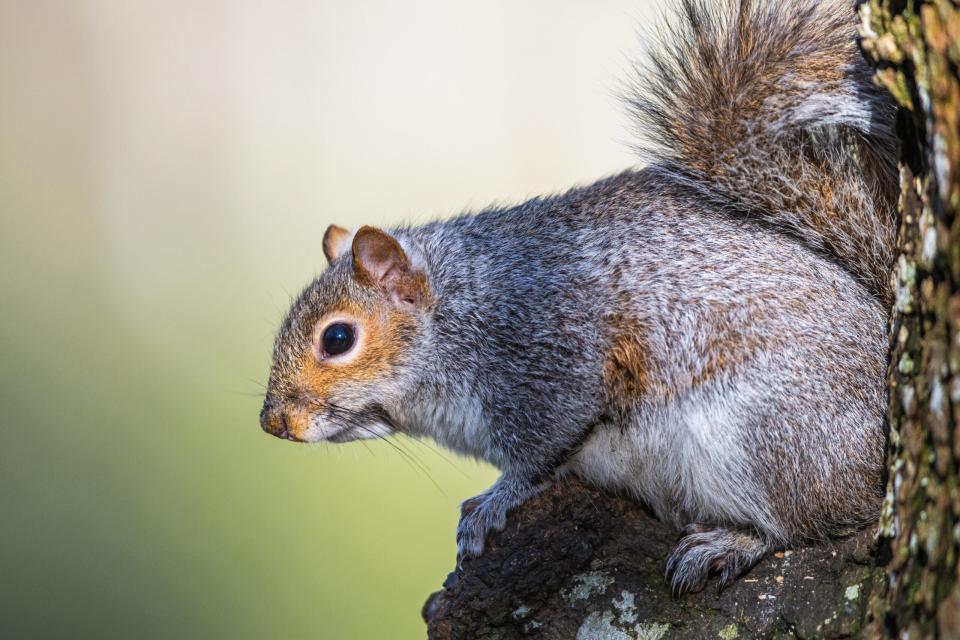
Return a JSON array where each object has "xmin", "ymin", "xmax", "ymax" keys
[{"xmin": 262, "ymin": 0, "xmax": 895, "ymax": 594}]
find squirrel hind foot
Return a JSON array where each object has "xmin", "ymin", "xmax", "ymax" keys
[{"xmin": 665, "ymin": 525, "xmax": 776, "ymax": 596}]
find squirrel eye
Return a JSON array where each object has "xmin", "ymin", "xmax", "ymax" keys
[{"xmin": 321, "ymin": 322, "xmax": 355, "ymax": 357}]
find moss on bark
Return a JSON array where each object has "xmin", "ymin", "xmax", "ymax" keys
[{"xmin": 861, "ymin": 0, "xmax": 960, "ymax": 637}]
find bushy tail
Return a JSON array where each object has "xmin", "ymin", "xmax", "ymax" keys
[{"xmin": 627, "ymin": 0, "xmax": 899, "ymax": 302}]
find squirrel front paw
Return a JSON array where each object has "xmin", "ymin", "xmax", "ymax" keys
[
  {"xmin": 455, "ymin": 474, "xmax": 548, "ymax": 566},
  {"xmin": 456, "ymin": 493, "xmax": 508, "ymax": 562}
]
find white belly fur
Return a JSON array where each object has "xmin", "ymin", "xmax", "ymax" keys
[{"xmin": 567, "ymin": 382, "xmax": 785, "ymax": 541}]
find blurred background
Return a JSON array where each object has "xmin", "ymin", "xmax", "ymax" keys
[{"xmin": 0, "ymin": 1, "xmax": 662, "ymax": 637}]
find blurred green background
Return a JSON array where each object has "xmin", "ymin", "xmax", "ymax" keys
[{"xmin": 0, "ymin": 0, "xmax": 656, "ymax": 637}]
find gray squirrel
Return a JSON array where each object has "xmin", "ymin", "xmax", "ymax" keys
[{"xmin": 260, "ymin": 0, "xmax": 898, "ymax": 594}]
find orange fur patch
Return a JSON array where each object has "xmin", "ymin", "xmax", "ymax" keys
[
  {"xmin": 689, "ymin": 326, "xmax": 758, "ymax": 389},
  {"xmin": 604, "ymin": 305, "xmax": 776, "ymax": 406},
  {"xmin": 295, "ymin": 301, "xmax": 415, "ymax": 408},
  {"xmin": 282, "ymin": 404, "xmax": 317, "ymax": 441},
  {"xmin": 604, "ymin": 325, "xmax": 657, "ymax": 401}
]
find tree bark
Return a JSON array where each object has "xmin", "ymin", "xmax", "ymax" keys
[
  {"xmin": 860, "ymin": 0, "xmax": 960, "ymax": 637},
  {"xmin": 423, "ymin": 2, "xmax": 960, "ymax": 637},
  {"xmin": 424, "ymin": 478, "xmax": 880, "ymax": 639}
]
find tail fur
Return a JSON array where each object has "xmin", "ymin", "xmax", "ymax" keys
[{"xmin": 626, "ymin": 0, "xmax": 899, "ymax": 302}]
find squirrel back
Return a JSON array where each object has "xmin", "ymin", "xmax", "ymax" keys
[{"xmin": 626, "ymin": 0, "xmax": 898, "ymax": 302}]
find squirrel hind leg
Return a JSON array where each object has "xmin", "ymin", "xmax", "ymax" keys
[{"xmin": 665, "ymin": 524, "xmax": 776, "ymax": 596}]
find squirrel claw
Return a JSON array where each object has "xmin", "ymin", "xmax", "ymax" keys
[
  {"xmin": 666, "ymin": 525, "xmax": 773, "ymax": 596},
  {"xmin": 455, "ymin": 493, "xmax": 509, "ymax": 562}
]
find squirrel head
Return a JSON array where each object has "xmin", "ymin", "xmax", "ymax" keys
[{"xmin": 260, "ymin": 224, "xmax": 433, "ymax": 443}]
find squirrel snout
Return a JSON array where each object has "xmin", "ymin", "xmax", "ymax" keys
[{"xmin": 260, "ymin": 401, "xmax": 295, "ymax": 441}]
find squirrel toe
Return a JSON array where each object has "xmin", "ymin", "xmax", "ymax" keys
[{"xmin": 666, "ymin": 526, "xmax": 775, "ymax": 596}]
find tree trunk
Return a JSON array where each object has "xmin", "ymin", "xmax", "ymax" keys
[
  {"xmin": 860, "ymin": 0, "xmax": 960, "ymax": 637},
  {"xmin": 422, "ymin": 2, "xmax": 960, "ymax": 637}
]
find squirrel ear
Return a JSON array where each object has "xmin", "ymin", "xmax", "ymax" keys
[
  {"xmin": 322, "ymin": 224, "xmax": 352, "ymax": 263},
  {"xmin": 352, "ymin": 226, "xmax": 430, "ymax": 307}
]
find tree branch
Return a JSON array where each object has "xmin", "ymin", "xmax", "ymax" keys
[{"xmin": 424, "ymin": 478, "xmax": 879, "ymax": 639}]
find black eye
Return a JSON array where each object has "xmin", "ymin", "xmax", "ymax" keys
[{"xmin": 321, "ymin": 322, "xmax": 355, "ymax": 357}]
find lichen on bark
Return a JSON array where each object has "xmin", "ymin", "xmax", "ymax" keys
[
  {"xmin": 861, "ymin": 0, "xmax": 960, "ymax": 637},
  {"xmin": 423, "ymin": 479, "xmax": 881, "ymax": 639}
]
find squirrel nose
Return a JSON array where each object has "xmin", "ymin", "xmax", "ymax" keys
[{"xmin": 260, "ymin": 402, "xmax": 292, "ymax": 440}]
